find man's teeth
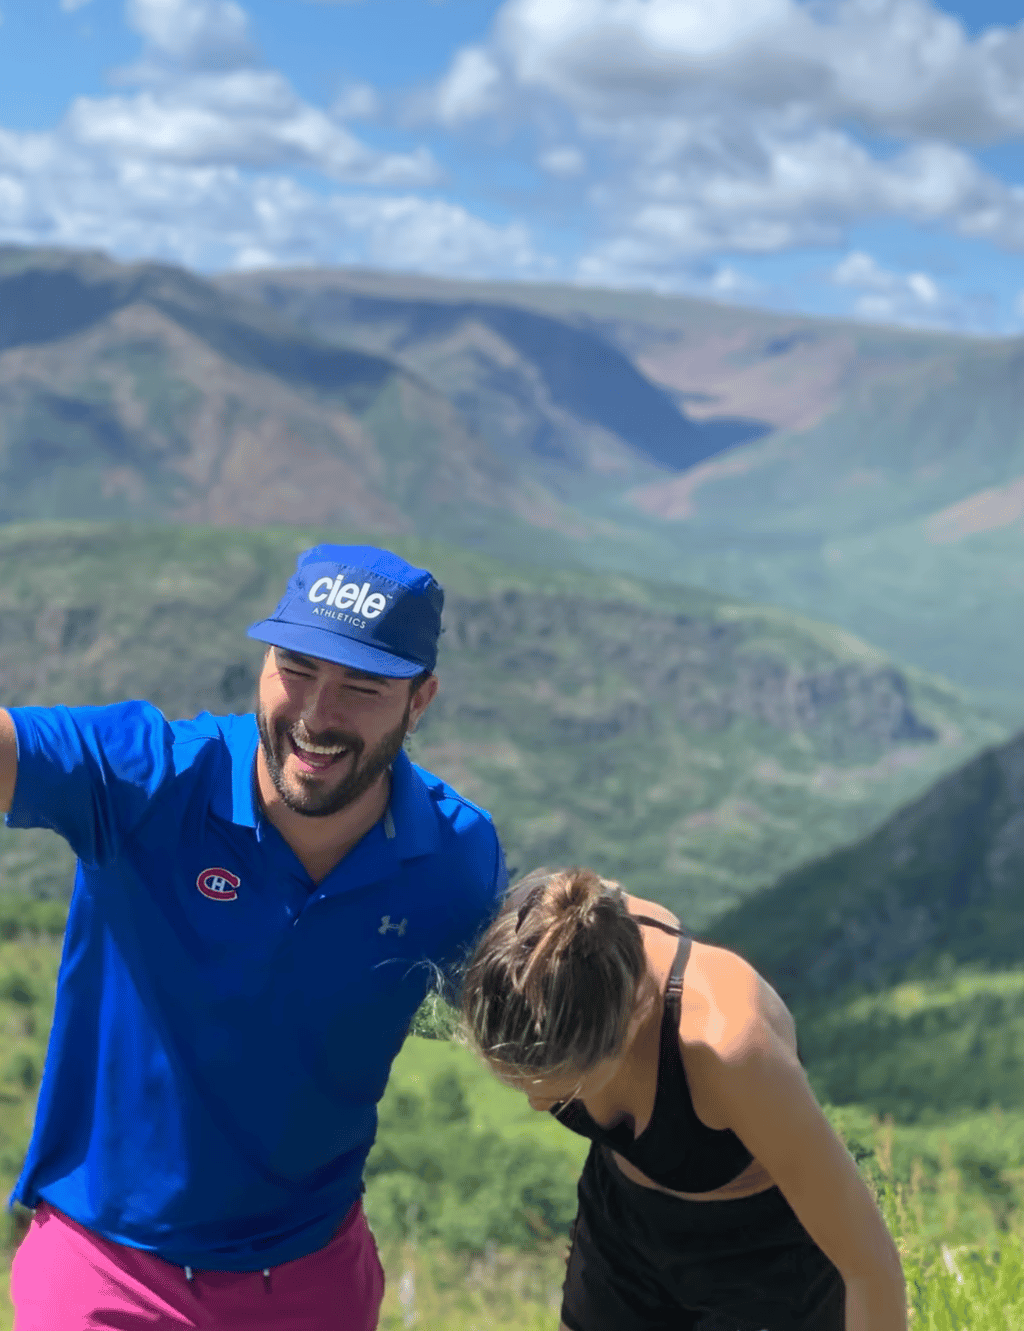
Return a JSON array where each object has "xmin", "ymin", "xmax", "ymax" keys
[{"xmin": 293, "ymin": 734, "xmax": 347, "ymax": 756}]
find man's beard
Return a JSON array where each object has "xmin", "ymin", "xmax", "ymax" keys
[{"xmin": 256, "ymin": 701, "xmax": 411, "ymax": 818}]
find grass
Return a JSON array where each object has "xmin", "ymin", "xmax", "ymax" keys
[{"xmin": 0, "ymin": 1025, "xmax": 1020, "ymax": 1325}]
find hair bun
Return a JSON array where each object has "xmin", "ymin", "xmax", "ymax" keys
[
  {"xmin": 559, "ymin": 867, "xmax": 604, "ymax": 929},
  {"xmin": 462, "ymin": 864, "xmax": 646, "ymax": 1076}
]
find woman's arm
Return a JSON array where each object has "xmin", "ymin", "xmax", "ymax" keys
[
  {"xmin": 0, "ymin": 710, "xmax": 16, "ymax": 815},
  {"xmin": 688, "ymin": 953, "xmax": 907, "ymax": 1331}
]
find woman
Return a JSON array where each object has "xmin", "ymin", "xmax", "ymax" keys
[{"xmin": 459, "ymin": 867, "xmax": 906, "ymax": 1331}]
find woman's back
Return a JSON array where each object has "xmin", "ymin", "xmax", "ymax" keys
[{"xmin": 551, "ymin": 899, "xmax": 788, "ymax": 1203}]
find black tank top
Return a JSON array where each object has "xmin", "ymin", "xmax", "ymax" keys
[{"xmin": 549, "ymin": 916, "xmax": 754, "ymax": 1193}]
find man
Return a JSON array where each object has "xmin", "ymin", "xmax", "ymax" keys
[{"xmin": 0, "ymin": 543, "xmax": 507, "ymax": 1330}]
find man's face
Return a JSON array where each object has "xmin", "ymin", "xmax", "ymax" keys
[{"xmin": 256, "ymin": 647, "xmax": 437, "ymax": 818}]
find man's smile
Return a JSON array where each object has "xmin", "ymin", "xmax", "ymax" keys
[{"xmin": 286, "ymin": 725, "xmax": 356, "ymax": 775}]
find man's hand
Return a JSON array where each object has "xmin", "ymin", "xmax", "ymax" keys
[{"xmin": 0, "ymin": 710, "xmax": 17, "ymax": 815}]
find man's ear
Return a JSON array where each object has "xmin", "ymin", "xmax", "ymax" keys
[{"xmin": 408, "ymin": 674, "xmax": 440, "ymax": 731}]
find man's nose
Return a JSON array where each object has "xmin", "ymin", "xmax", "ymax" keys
[{"xmin": 301, "ymin": 683, "xmax": 349, "ymax": 733}]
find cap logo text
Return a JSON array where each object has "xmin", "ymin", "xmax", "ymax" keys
[{"xmin": 308, "ymin": 577, "xmax": 388, "ymax": 619}]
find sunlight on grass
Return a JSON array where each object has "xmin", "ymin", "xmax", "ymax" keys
[
  {"xmin": 0, "ymin": 1032, "xmax": 1022, "ymax": 1327},
  {"xmin": 0, "ymin": 1111, "xmax": 1021, "ymax": 1327}
]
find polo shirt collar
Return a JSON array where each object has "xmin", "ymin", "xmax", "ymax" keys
[
  {"xmin": 387, "ymin": 748, "xmax": 440, "ymax": 860},
  {"xmin": 231, "ymin": 718, "xmax": 260, "ymax": 828},
  {"xmin": 213, "ymin": 716, "xmax": 439, "ymax": 861}
]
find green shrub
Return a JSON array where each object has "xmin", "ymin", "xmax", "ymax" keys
[{"xmin": 366, "ymin": 1063, "xmax": 580, "ymax": 1252}]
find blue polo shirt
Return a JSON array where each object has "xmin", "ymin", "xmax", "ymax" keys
[{"xmin": 4, "ymin": 701, "xmax": 506, "ymax": 1270}]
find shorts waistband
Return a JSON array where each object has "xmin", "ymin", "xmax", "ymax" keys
[{"xmin": 34, "ymin": 1197, "xmax": 364, "ymax": 1278}]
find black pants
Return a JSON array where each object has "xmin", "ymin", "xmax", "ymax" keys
[{"xmin": 560, "ymin": 1145, "xmax": 845, "ymax": 1331}]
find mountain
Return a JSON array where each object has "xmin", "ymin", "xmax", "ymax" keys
[
  {"xmin": 0, "ymin": 246, "xmax": 758, "ymax": 552},
  {"xmin": 706, "ymin": 726, "xmax": 1024, "ymax": 1123},
  {"xmin": 221, "ymin": 268, "xmax": 773, "ymax": 483},
  {"xmin": 224, "ymin": 266, "xmax": 1024, "ymax": 712},
  {"xmin": 709, "ymin": 726, "xmax": 1024, "ymax": 996},
  {"xmin": 7, "ymin": 245, "xmax": 1024, "ymax": 713},
  {"xmin": 629, "ymin": 333, "xmax": 1024, "ymax": 711},
  {"xmin": 0, "ymin": 522, "xmax": 1001, "ymax": 926},
  {"xmin": 0, "ymin": 246, "xmax": 547, "ymax": 539}
]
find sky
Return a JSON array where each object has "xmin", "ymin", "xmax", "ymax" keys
[{"xmin": 1, "ymin": 0, "xmax": 1024, "ymax": 333}]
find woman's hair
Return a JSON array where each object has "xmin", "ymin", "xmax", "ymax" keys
[{"xmin": 459, "ymin": 866, "xmax": 647, "ymax": 1078}]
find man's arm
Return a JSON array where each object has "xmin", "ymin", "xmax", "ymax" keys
[
  {"xmin": 0, "ymin": 709, "xmax": 16, "ymax": 816},
  {"xmin": 0, "ymin": 701, "xmax": 173, "ymax": 863}
]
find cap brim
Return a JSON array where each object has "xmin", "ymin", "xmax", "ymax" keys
[{"xmin": 247, "ymin": 621, "xmax": 426, "ymax": 679}]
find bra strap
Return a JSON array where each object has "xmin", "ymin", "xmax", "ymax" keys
[
  {"xmin": 665, "ymin": 932, "xmax": 693, "ymax": 1025},
  {"xmin": 630, "ymin": 913, "xmax": 692, "ymax": 1024},
  {"xmin": 631, "ymin": 913, "xmax": 687, "ymax": 937}
]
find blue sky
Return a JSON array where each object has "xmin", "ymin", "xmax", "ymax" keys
[{"xmin": 1, "ymin": 0, "xmax": 1023, "ymax": 333}]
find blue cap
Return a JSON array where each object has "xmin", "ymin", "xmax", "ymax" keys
[{"xmin": 247, "ymin": 544, "xmax": 444, "ymax": 678}]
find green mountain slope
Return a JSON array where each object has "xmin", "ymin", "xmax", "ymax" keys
[
  {"xmin": 0, "ymin": 247, "xmax": 743, "ymax": 552},
  {"xmin": 623, "ymin": 334, "xmax": 1024, "ymax": 711},
  {"xmin": 0, "ymin": 247, "xmax": 559, "ymax": 544},
  {"xmin": 221, "ymin": 271, "xmax": 772, "ymax": 480},
  {"xmin": 709, "ymin": 726, "xmax": 1024, "ymax": 996},
  {"xmin": 0, "ymin": 523, "xmax": 1001, "ymax": 927},
  {"xmin": 8, "ymin": 246, "xmax": 1024, "ymax": 713},
  {"xmin": 796, "ymin": 968, "xmax": 1024, "ymax": 1124},
  {"xmin": 224, "ymin": 266, "xmax": 1024, "ymax": 715}
]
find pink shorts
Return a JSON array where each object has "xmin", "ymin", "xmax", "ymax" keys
[{"xmin": 11, "ymin": 1200, "xmax": 385, "ymax": 1330}]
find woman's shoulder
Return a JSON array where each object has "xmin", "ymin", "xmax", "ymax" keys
[
  {"xmin": 622, "ymin": 895, "xmax": 796, "ymax": 1058},
  {"xmin": 686, "ymin": 941, "xmax": 798, "ymax": 1061}
]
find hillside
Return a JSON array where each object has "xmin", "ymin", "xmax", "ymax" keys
[
  {"xmin": 0, "ymin": 522, "xmax": 1001, "ymax": 927},
  {"xmin": 710, "ymin": 725, "xmax": 1024, "ymax": 998},
  {"xmin": 0, "ymin": 246, "xmax": 555, "ymax": 545},
  {"xmin": 222, "ymin": 263, "xmax": 959, "ymax": 443},
  {"xmin": 221, "ymin": 269, "xmax": 774, "ymax": 481},
  {"xmin": 220, "ymin": 267, "xmax": 1024, "ymax": 714},
  {"xmin": 707, "ymin": 741, "xmax": 1024, "ymax": 1124},
  {"xmin": 7, "ymin": 246, "xmax": 1024, "ymax": 711},
  {"xmin": 0, "ymin": 246, "xmax": 735, "ymax": 558}
]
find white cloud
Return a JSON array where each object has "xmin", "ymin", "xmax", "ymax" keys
[
  {"xmin": 485, "ymin": 0, "xmax": 1024, "ymax": 143},
  {"xmin": 5, "ymin": 0, "xmax": 1022, "ymax": 325},
  {"xmin": 125, "ymin": 0, "xmax": 254, "ymax": 70},
  {"xmin": 64, "ymin": 73, "xmax": 438, "ymax": 185},
  {"xmin": 538, "ymin": 146, "xmax": 585, "ymax": 177},
  {"xmin": 571, "ymin": 123, "xmax": 1024, "ymax": 287},
  {"xmin": 331, "ymin": 83, "xmax": 380, "ymax": 121},
  {"xmin": 0, "ymin": 125, "xmax": 541, "ymax": 277},
  {"xmin": 418, "ymin": 0, "xmax": 1024, "ymax": 292},
  {"xmin": 831, "ymin": 249, "xmax": 959, "ymax": 326},
  {"xmin": 38, "ymin": 1, "xmax": 440, "ymax": 190},
  {"xmin": 432, "ymin": 46, "xmax": 504, "ymax": 125},
  {"xmin": 61, "ymin": 0, "xmax": 95, "ymax": 11},
  {"xmin": 0, "ymin": 0, "xmax": 552, "ymax": 283},
  {"xmin": 709, "ymin": 265, "xmax": 760, "ymax": 296}
]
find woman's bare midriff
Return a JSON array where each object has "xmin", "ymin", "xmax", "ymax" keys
[{"xmin": 609, "ymin": 1148, "xmax": 777, "ymax": 1201}]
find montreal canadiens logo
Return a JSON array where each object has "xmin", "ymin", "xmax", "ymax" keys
[{"xmin": 196, "ymin": 868, "xmax": 241, "ymax": 902}]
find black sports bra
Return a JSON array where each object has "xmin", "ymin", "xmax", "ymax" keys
[{"xmin": 549, "ymin": 915, "xmax": 754, "ymax": 1193}]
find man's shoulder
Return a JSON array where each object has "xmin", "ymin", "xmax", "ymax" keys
[
  {"xmin": 168, "ymin": 711, "xmax": 257, "ymax": 766},
  {"xmin": 405, "ymin": 758, "xmax": 507, "ymax": 932},
  {"xmin": 409, "ymin": 759, "xmax": 496, "ymax": 831}
]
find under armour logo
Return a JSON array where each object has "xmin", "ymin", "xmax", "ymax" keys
[{"xmin": 379, "ymin": 915, "xmax": 408, "ymax": 936}]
